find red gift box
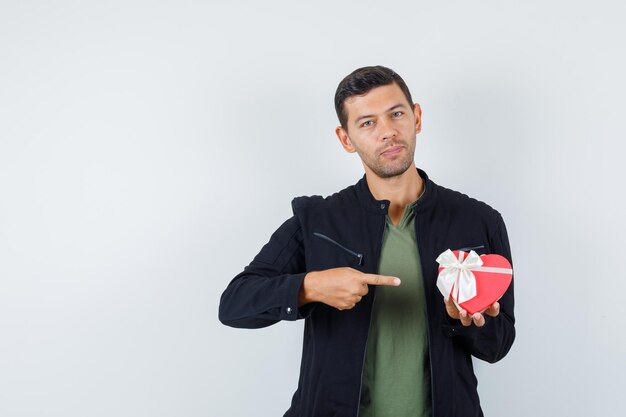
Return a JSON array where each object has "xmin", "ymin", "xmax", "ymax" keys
[{"xmin": 436, "ymin": 249, "xmax": 513, "ymax": 315}]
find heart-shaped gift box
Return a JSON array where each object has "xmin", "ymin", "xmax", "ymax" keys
[{"xmin": 436, "ymin": 249, "xmax": 513, "ymax": 315}]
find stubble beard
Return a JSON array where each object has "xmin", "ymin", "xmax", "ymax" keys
[{"xmin": 357, "ymin": 141, "xmax": 416, "ymax": 179}]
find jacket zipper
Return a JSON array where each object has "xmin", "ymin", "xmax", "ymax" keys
[
  {"xmin": 454, "ymin": 244, "xmax": 485, "ymax": 252},
  {"xmin": 312, "ymin": 232, "xmax": 363, "ymax": 265},
  {"xmin": 355, "ymin": 216, "xmax": 386, "ymax": 417},
  {"xmin": 414, "ymin": 203, "xmax": 436, "ymax": 417}
]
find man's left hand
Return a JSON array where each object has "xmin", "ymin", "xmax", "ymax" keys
[{"xmin": 444, "ymin": 297, "xmax": 500, "ymax": 327}]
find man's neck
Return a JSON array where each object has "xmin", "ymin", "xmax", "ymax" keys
[{"xmin": 365, "ymin": 163, "xmax": 424, "ymax": 225}]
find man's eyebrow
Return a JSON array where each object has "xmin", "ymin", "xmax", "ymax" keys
[{"xmin": 353, "ymin": 103, "xmax": 408, "ymax": 125}]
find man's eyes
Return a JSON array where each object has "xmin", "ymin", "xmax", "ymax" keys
[{"xmin": 360, "ymin": 112, "xmax": 403, "ymax": 128}]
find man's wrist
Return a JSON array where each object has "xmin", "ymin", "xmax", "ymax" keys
[{"xmin": 298, "ymin": 271, "xmax": 319, "ymax": 306}]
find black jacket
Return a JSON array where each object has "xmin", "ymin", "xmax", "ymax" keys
[{"xmin": 219, "ymin": 168, "xmax": 515, "ymax": 417}]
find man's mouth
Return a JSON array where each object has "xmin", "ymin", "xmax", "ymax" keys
[{"xmin": 381, "ymin": 145, "xmax": 404, "ymax": 156}]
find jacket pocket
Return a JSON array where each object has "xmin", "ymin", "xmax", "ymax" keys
[{"xmin": 312, "ymin": 232, "xmax": 363, "ymax": 266}]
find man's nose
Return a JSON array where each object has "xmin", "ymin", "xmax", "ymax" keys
[{"xmin": 378, "ymin": 118, "xmax": 397, "ymax": 141}]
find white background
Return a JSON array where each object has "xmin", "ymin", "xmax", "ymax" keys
[{"xmin": 1, "ymin": 1, "xmax": 624, "ymax": 416}]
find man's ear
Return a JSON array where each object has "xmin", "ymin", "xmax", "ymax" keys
[
  {"xmin": 414, "ymin": 103, "xmax": 422, "ymax": 134},
  {"xmin": 335, "ymin": 126, "xmax": 356, "ymax": 153}
]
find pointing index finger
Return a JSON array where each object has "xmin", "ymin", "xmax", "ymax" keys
[{"xmin": 362, "ymin": 274, "xmax": 401, "ymax": 287}]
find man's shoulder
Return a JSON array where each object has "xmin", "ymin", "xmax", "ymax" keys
[
  {"xmin": 433, "ymin": 182, "xmax": 503, "ymax": 221},
  {"xmin": 291, "ymin": 183, "xmax": 360, "ymax": 213}
]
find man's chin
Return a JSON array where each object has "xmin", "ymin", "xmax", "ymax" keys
[{"xmin": 374, "ymin": 163, "xmax": 413, "ymax": 179}]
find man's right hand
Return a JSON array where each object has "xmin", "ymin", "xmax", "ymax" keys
[{"xmin": 298, "ymin": 267, "xmax": 401, "ymax": 310}]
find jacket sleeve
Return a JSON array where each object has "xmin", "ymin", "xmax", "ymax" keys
[
  {"xmin": 442, "ymin": 214, "xmax": 516, "ymax": 363},
  {"xmin": 218, "ymin": 215, "xmax": 314, "ymax": 329}
]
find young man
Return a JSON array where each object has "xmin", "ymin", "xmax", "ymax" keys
[{"xmin": 219, "ymin": 66, "xmax": 515, "ymax": 417}]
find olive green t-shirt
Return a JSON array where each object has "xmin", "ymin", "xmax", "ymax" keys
[{"xmin": 358, "ymin": 201, "xmax": 431, "ymax": 417}]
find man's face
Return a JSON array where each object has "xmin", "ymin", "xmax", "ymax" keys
[{"xmin": 335, "ymin": 83, "xmax": 421, "ymax": 179}]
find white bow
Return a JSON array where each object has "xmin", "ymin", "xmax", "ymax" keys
[{"xmin": 435, "ymin": 249, "xmax": 483, "ymax": 304}]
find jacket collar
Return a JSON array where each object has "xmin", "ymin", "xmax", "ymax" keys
[{"xmin": 355, "ymin": 167, "xmax": 437, "ymax": 214}]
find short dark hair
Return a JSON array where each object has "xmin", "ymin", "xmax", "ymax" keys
[{"xmin": 334, "ymin": 65, "xmax": 414, "ymax": 129}]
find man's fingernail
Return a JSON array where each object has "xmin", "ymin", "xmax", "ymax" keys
[{"xmin": 393, "ymin": 278, "xmax": 401, "ymax": 286}]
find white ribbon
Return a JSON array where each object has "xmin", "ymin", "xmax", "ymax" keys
[{"xmin": 435, "ymin": 249, "xmax": 513, "ymax": 304}]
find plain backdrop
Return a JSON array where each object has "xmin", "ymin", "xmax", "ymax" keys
[{"xmin": 0, "ymin": 1, "xmax": 624, "ymax": 416}]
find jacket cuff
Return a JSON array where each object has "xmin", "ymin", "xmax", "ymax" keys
[{"xmin": 279, "ymin": 272, "xmax": 309, "ymax": 321}]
